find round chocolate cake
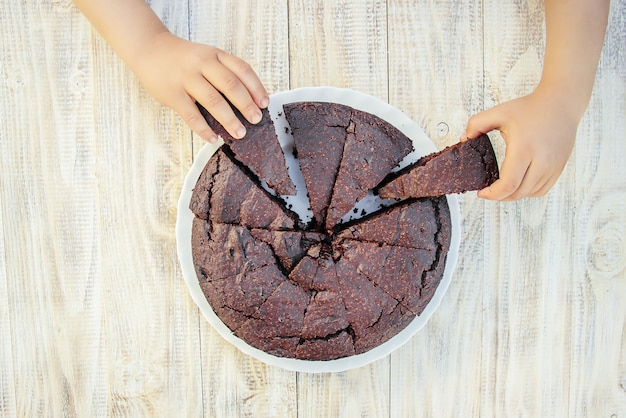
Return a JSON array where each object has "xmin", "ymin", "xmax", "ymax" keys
[{"xmin": 189, "ymin": 101, "xmax": 452, "ymax": 361}]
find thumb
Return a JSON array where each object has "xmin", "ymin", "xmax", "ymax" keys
[{"xmin": 462, "ymin": 106, "xmax": 505, "ymax": 142}]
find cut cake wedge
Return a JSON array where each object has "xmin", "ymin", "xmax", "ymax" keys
[{"xmin": 376, "ymin": 134, "xmax": 499, "ymax": 199}]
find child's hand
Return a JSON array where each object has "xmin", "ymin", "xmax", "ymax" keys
[
  {"xmin": 462, "ymin": 86, "xmax": 579, "ymax": 201},
  {"xmin": 132, "ymin": 32, "xmax": 269, "ymax": 143}
]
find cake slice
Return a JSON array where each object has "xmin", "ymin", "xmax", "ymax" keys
[
  {"xmin": 377, "ymin": 134, "xmax": 499, "ymax": 199},
  {"xmin": 235, "ymin": 281, "xmax": 310, "ymax": 357},
  {"xmin": 324, "ymin": 109, "xmax": 413, "ymax": 231},
  {"xmin": 334, "ymin": 258, "xmax": 413, "ymax": 354},
  {"xmin": 283, "ymin": 102, "xmax": 352, "ymax": 228},
  {"xmin": 249, "ymin": 229, "xmax": 325, "ymax": 271},
  {"xmin": 336, "ymin": 198, "xmax": 441, "ymax": 251},
  {"xmin": 197, "ymin": 102, "xmax": 296, "ymax": 196},
  {"xmin": 337, "ymin": 239, "xmax": 435, "ymax": 315},
  {"xmin": 191, "ymin": 220, "xmax": 281, "ymax": 282},
  {"xmin": 190, "ymin": 149, "xmax": 301, "ymax": 230}
]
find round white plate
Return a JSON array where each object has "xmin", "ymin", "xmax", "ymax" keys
[{"xmin": 176, "ymin": 87, "xmax": 461, "ymax": 373}]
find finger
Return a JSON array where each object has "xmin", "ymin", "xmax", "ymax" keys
[
  {"xmin": 175, "ymin": 94, "xmax": 219, "ymax": 143},
  {"xmin": 530, "ymin": 175, "xmax": 558, "ymax": 198},
  {"xmin": 477, "ymin": 147, "xmax": 530, "ymax": 201},
  {"xmin": 202, "ymin": 62, "xmax": 264, "ymax": 126},
  {"xmin": 462, "ymin": 107, "xmax": 506, "ymax": 141},
  {"xmin": 501, "ymin": 163, "xmax": 549, "ymax": 201},
  {"xmin": 190, "ymin": 77, "xmax": 247, "ymax": 139},
  {"xmin": 198, "ymin": 61, "xmax": 262, "ymax": 126},
  {"xmin": 216, "ymin": 51, "xmax": 269, "ymax": 108}
]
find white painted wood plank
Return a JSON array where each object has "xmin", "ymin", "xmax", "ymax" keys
[
  {"xmin": 288, "ymin": 0, "xmax": 389, "ymax": 100},
  {"xmin": 567, "ymin": 2, "xmax": 626, "ymax": 415},
  {"xmin": 0, "ymin": 142, "xmax": 15, "ymax": 418},
  {"xmin": 88, "ymin": 2, "xmax": 202, "ymax": 414},
  {"xmin": 386, "ymin": 1, "xmax": 485, "ymax": 416},
  {"xmin": 288, "ymin": 2, "xmax": 391, "ymax": 417},
  {"xmin": 0, "ymin": 0, "xmax": 200, "ymax": 415},
  {"xmin": 480, "ymin": 2, "xmax": 575, "ymax": 416},
  {"xmin": 0, "ymin": 1, "xmax": 106, "ymax": 415},
  {"xmin": 189, "ymin": 1, "xmax": 298, "ymax": 417},
  {"xmin": 481, "ymin": 1, "xmax": 626, "ymax": 417}
]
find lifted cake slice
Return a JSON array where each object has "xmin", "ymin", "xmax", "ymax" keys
[
  {"xmin": 377, "ymin": 134, "xmax": 499, "ymax": 199},
  {"xmin": 197, "ymin": 102, "xmax": 296, "ymax": 196}
]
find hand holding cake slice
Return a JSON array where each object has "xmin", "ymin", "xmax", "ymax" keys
[
  {"xmin": 197, "ymin": 102, "xmax": 297, "ymax": 196},
  {"xmin": 376, "ymin": 134, "xmax": 499, "ymax": 199}
]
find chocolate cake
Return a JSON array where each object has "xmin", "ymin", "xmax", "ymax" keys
[
  {"xmin": 377, "ymin": 134, "xmax": 499, "ymax": 199},
  {"xmin": 283, "ymin": 102, "xmax": 352, "ymax": 227},
  {"xmin": 198, "ymin": 102, "xmax": 296, "ymax": 196},
  {"xmin": 325, "ymin": 109, "xmax": 414, "ymax": 230},
  {"xmin": 189, "ymin": 100, "xmax": 454, "ymax": 361},
  {"xmin": 284, "ymin": 102, "xmax": 413, "ymax": 231}
]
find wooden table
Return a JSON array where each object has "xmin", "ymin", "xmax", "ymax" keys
[{"xmin": 1, "ymin": 1, "xmax": 625, "ymax": 416}]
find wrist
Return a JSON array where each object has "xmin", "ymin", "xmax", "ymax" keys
[
  {"xmin": 126, "ymin": 29, "xmax": 175, "ymax": 75},
  {"xmin": 534, "ymin": 78, "xmax": 590, "ymax": 124}
]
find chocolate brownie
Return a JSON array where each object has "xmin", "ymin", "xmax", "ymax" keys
[
  {"xmin": 377, "ymin": 134, "xmax": 499, "ymax": 199},
  {"xmin": 198, "ymin": 103, "xmax": 296, "ymax": 196},
  {"xmin": 295, "ymin": 331, "xmax": 355, "ymax": 361},
  {"xmin": 193, "ymin": 221, "xmax": 288, "ymax": 331},
  {"xmin": 284, "ymin": 102, "xmax": 414, "ymax": 231},
  {"xmin": 301, "ymin": 291, "xmax": 349, "ymax": 340},
  {"xmin": 190, "ymin": 148, "xmax": 300, "ymax": 230},
  {"xmin": 333, "ymin": 259, "xmax": 413, "ymax": 354},
  {"xmin": 336, "ymin": 198, "xmax": 441, "ymax": 251},
  {"xmin": 191, "ymin": 220, "xmax": 281, "ymax": 282},
  {"xmin": 338, "ymin": 240, "xmax": 434, "ymax": 315},
  {"xmin": 189, "ymin": 100, "xmax": 454, "ymax": 361},
  {"xmin": 250, "ymin": 229, "xmax": 325, "ymax": 271},
  {"xmin": 289, "ymin": 250, "xmax": 340, "ymax": 293},
  {"xmin": 283, "ymin": 102, "xmax": 352, "ymax": 227},
  {"xmin": 235, "ymin": 280, "xmax": 310, "ymax": 357},
  {"xmin": 325, "ymin": 109, "xmax": 413, "ymax": 230}
]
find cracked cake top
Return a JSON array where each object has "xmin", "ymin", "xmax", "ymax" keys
[
  {"xmin": 377, "ymin": 133, "xmax": 499, "ymax": 199},
  {"xmin": 198, "ymin": 102, "xmax": 297, "ymax": 196},
  {"xmin": 189, "ymin": 101, "xmax": 454, "ymax": 361}
]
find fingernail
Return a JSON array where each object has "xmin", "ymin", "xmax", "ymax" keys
[
  {"xmin": 207, "ymin": 134, "xmax": 219, "ymax": 143},
  {"xmin": 251, "ymin": 111, "xmax": 262, "ymax": 124},
  {"xmin": 236, "ymin": 126, "xmax": 246, "ymax": 138},
  {"xmin": 260, "ymin": 97, "xmax": 269, "ymax": 108}
]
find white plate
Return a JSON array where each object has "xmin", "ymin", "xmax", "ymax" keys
[{"xmin": 176, "ymin": 87, "xmax": 461, "ymax": 373}]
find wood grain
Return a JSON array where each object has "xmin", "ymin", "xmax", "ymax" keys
[
  {"xmin": 567, "ymin": 2, "xmax": 626, "ymax": 413},
  {"xmin": 481, "ymin": 1, "xmax": 626, "ymax": 417},
  {"xmin": 1, "ymin": 0, "xmax": 625, "ymax": 417},
  {"xmin": 386, "ymin": 1, "xmax": 485, "ymax": 417},
  {"xmin": 1, "ymin": 2, "xmax": 103, "ymax": 415},
  {"xmin": 287, "ymin": 2, "xmax": 391, "ymax": 417},
  {"xmin": 87, "ymin": 0, "xmax": 200, "ymax": 412},
  {"xmin": 288, "ymin": 0, "xmax": 389, "ymax": 99},
  {"xmin": 189, "ymin": 1, "xmax": 298, "ymax": 417}
]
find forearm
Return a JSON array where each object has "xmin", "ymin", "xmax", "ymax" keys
[
  {"xmin": 538, "ymin": 0, "xmax": 610, "ymax": 120},
  {"xmin": 72, "ymin": 0, "xmax": 169, "ymax": 73}
]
